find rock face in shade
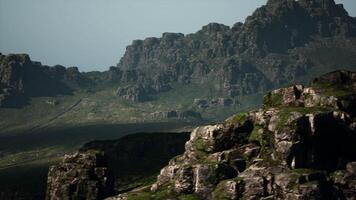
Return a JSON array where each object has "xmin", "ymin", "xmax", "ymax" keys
[
  {"xmin": 108, "ymin": 70, "xmax": 356, "ymax": 200},
  {"xmin": 0, "ymin": 54, "xmax": 92, "ymax": 107},
  {"xmin": 111, "ymin": 0, "xmax": 356, "ymax": 102},
  {"xmin": 46, "ymin": 132, "xmax": 191, "ymax": 200},
  {"xmin": 46, "ymin": 151, "xmax": 114, "ymax": 200}
]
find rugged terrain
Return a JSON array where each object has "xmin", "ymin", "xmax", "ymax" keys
[
  {"xmin": 112, "ymin": 0, "xmax": 356, "ymax": 103},
  {"xmin": 45, "ymin": 132, "xmax": 190, "ymax": 200},
  {"xmin": 46, "ymin": 70, "xmax": 356, "ymax": 200},
  {"xmin": 2, "ymin": 0, "xmax": 356, "ymax": 199},
  {"xmin": 2, "ymin": 0, "xmax": 356, "ymax": 126}
]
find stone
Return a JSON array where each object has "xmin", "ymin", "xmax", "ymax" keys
[
  {"xmin": 140, "ymin": 71, "xmax": 356, "ymax": 200},
  {"xmin": 346, "ymin": 162, "xmax": 356, "ymax": 174},
  {"xmin": 46, "ymin": 151, "xmax": 114, "ymax": 200}
]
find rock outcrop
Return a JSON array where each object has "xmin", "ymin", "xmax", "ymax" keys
[
  {"xmin": 46, "ymin": 151, "xmax": 114, "ymax": 200},
  {"xmin": 46, "ymin": 132, "xmax": 190, "ymax": 199},
  {"xmin": 110, "ymin": 70, "xmax": 356, "ymax": 200},
  {"xmin": 0, "ymin": 54, "xmax": 92, "ymax": 107}
]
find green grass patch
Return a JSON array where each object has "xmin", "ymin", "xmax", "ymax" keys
[
  {"xmin": 263, "ymin": 92, "xmax": 283, "ymax": 107},
  {"xmin": 225, "ymin": 112, "xmax": 247, "ymax": 125},
  {"xmin": 248, "ymin": 125, "xmax": 262, "ymax": 144},
  {"xmin": 275, "ymin": 106, "xmax": 332, "ymax": 130},
  {"xmin": 194, "ymin": 138, "xmax": 206, "ymax": 151},
  {"xmin": 212, "ymin": 177, "xmax": 244, "ymax": 200}
]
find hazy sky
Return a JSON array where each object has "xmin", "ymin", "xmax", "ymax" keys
[{"xmin": 1, "ymin": 0, "xmax": 355, "ymax": 72}]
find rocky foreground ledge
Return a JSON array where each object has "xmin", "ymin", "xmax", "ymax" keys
[{"xmin": 46, "ymin": 70, "xmax": 356, "ymax": 200}]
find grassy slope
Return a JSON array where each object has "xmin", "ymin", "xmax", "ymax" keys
[{"xmin": 0, "ymin": 83, "xmax": 258, "ymax": 199}]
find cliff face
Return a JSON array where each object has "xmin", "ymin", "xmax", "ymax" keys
[
  {"xmin": 107, "ymin": 70, "xmax": 356, "ymax": 200},
  {"xmin": 112, "ymin": 0, "xmax": 356, "ymax": 101},
  {"xmin": 0, "ymin": 53, "xmax": 91, "ymax": 107},
  {"xmin": 46, "ymin": 151, "xmax": 115, "ymax": 200}
]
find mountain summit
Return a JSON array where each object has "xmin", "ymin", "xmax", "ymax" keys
[{"xmin": 112, "ymin": 0, "xmax": 356, "ymax": 102}]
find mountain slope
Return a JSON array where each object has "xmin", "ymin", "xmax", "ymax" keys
[
  {"xmin": 112, "ymin": 0, "xmax": 356, "ymax": 103},
  {"xmin": 0, "ymin": 53, "xmax": 92, "ymax": 107}
]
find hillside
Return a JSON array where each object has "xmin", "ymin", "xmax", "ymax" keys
[{"xmin": 46, "ymin": 70, "xmax": 356, "ymax": 200}]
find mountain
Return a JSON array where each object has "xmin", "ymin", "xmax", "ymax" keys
[
  {"xmin": 2, "ymin": 0, "xmax": 356, "ymax": 199},
  {"xmin": 46, "ymin": 70, "xmax": 356, "ymax": 200},
  {"xmin": 1, "ymin": 0, "xmax": 356, "ymax": 124},
  {"xmin": 112, "ymin": 0, "xmax": 356, "ymax": 102}
]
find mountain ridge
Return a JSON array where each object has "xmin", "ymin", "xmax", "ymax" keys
[{"xmin": 1, "ymin": 0, "xmax": 356, "ymax": 110}]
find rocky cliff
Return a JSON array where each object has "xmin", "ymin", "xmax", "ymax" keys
[
  {"xmin": 46, "ymin": 151, "xmax": 114, "ymax": 200},
  {"xmin": 0, "ymin": 53, "xmax": 92, "ymax": 107},
  {"xmin": 101, "ymin": 70, "xmax": 356, "ymax": 200},
  {"xmin": 112, "ymin": 0, "xmax": 356, "ymax": 102}
]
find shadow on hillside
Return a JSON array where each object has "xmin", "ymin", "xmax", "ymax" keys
[{"xmin": 0, "ymin": 121, "xmax": 197, "ymax": 154}]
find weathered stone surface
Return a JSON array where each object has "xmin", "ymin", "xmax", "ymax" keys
[
  {"xmin": 46, "ymin": 151, "xmax": 114, "ymax": 200},
  {"xmin": 139, "ymin": 71, "xmax": 356, "ymax": 200},
  {"xmin": 110, "ymin": 0, "xmax": 356, "ymax": 104},
  {"xmin": 51, "ymin": 72, "xmax": 356, "ymax": 200},
  {"xmin": 0, "ymin": 54, "xmax": 91, "ymax": 107},
  {"xmin": 116, "ymin": 84, "xmax": 150, "ymax": 102}
]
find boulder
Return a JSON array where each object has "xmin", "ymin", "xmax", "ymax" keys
[{"xmin": 46, "ymin": 151, "xmax": 114, "ymax": 200}]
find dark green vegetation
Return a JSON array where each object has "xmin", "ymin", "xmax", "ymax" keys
[
  {"xmin": 0, "ymin": 122, "xmax": 195, "ymax": 200},
  {"xmin": 45, "ymin": 132, "xmax": 191, "ymax": 200},
  {"xmin": 80, "ymin": 132, "xmax": 191, "ymax": 193}
]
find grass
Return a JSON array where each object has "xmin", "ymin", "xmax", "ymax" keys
[
  {"xmin": 118, "ymin": 175, "xmax": 158, "ymax": 193},
  {"xmin": 263, "ymin": 92, "xmax": 283, "ymax": 107},
  {"xmin": 194, "ymin": 138, "xmax": 206, "ymax": 151},
  {"xmin": 275, "ymin": 106, "xmax": 333, "ymax": 130},
  {"xmin": 312, "ymin": 82, "xmax": 353, "ymax": 98},
  {"xmin": 0, "ymin": 156, "xmax": 61, "ymax": 200},
  {"xmin": 225, "ymin": 112, "xmax": 248, "ymax": 125},
  {"xmin": 125, "ymin": 184, "xmax": 203, "ymax": 200},
  {"xmin": 0, "ymin": 122, "xmax": 195, "ymax": 200},
  {"xmin": 248, "ymin": 125, "xmax": 262, "ymax": 144},
  {"xmin": 212, "ymin": 177, "xmax": 244, "ymax": 200}
]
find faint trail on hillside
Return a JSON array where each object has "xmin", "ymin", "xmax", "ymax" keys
[{"xmin": 28, "ymin": 98, "xmax": 83, "ymax": 133}]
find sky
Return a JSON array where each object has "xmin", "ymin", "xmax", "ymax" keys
[{"xmin": 0, "ymin": 0, "xmax": 356, "ymax": 72}]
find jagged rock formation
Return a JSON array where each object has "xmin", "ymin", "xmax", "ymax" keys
[
  {"xmin": 0, "ymin": 53, "xmax": 91, "ymax": 107},
  {"xmin": 112, "ymin": 0, "xmax": 356, "ymax": 102},
  {"xmin": 46, "ymin": 151, "xmax": 114, "ymax": 200},
  {"xmin": 46, "ymin": 132, "xmax": 190, "ymax": 199},
  {"xmin": 2, "ymin": 0, "xmax": 356, "ymax": 110},
  {"xmin": 109, "ymin": 70, "xmax": 356, "ymax": 200}
]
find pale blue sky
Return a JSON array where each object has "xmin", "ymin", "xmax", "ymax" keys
[{"xmin": 0, "ymin": 0, "xmax": 355, "ymax": 71}]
